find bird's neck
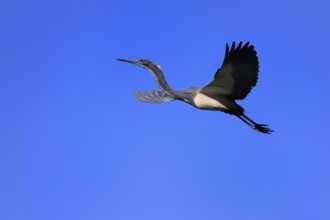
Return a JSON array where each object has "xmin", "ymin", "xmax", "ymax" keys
[
  {"xmin": 156, "ymin": 78, "xmax": 175, "ymax": 96},
  {"xmin": 148, "ymin": 66, "xmax": 177, "ymax": 98}
]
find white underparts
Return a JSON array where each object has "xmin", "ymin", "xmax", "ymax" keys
[{"xmin": 193, "ymin": 93, "xmax": 228, "ymax": 110}]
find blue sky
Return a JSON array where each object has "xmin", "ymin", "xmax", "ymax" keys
[{"xmin": 1, "ymin": 0, "xmax": 330, "ymax": 220}]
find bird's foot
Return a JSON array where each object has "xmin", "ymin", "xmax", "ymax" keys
[{"xmin": 250, "ymin": 124, "xmax": 273, "ymax": 134}]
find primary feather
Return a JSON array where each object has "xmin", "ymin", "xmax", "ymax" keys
[{"xmin": 200, "ymin": 42, "xmax": 259, "ymax": 100}]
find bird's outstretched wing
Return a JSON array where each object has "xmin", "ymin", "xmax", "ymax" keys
[
  {"xmin": 200, "ymin": 42, "xmax": 259, "ymax": 100},
  {"xmin": 133, "ymin": 90, "xmax": 174, "ymax": 103}
]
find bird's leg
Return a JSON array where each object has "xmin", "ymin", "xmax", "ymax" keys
[
  {"xmin": 237, "ymin": 114, "xmax": 273, "ymax": 134},
  {"xmin": 237, "ymin": 115, "xmax": 255, "ymax": 130},
  {"xmin": 241, "ymin": 114, "xmax": 262, "ymax": 126}
]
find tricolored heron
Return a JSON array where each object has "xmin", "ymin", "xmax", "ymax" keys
[{"xmin": 118, "ymin": 42, "xmax": 273, "ymax": 134}]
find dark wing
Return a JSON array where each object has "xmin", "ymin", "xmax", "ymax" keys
[
  {"xmin": 133, "ymin": 90, "xmax": 174, "ymax": 103},
  {"xmin": 200, "ymin": 42, "xmax": 259, "ymax": 100}
]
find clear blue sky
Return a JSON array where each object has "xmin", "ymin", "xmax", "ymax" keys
[{"xmin": 1, "ymin": 0, "xmax": 330, "ymax": 220}]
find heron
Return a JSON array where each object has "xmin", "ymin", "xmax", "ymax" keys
[{"xmin": 117, "ymin": 42, "xmax": 273, "ymax": 134}]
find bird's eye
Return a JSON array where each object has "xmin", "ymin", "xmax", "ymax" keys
[{"xmin": 140, "ymin": 59, "xmax": 148, "ymax": 65}]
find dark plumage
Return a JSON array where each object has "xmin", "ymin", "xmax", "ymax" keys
[{"xmin": 201, "ymin": 42, "xmax": 259, "ymax": 100}]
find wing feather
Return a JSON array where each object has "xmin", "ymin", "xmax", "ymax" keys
[{"xmin": 200, "ymin": 41, "xmax": 259, "ymax": 100}]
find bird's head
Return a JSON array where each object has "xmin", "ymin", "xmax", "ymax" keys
[{"xmin": 117, "ymin": 58, "xmax": 162, "ymax": 71}]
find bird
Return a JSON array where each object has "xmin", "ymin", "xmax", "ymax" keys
[{"xmin": 117, "ymin": 41, "xmax": 273, "ymax": 134}]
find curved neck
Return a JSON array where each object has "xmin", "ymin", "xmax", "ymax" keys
[{"xmin": 147, "ymin": 65, "xmax": 177, "ymax": 98}]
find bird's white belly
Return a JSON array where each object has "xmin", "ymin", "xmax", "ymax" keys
[{"xmin": 193, "ymin": 93, "xmax": 228, "ymax": 110}]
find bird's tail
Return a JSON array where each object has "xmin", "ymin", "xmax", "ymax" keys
[{"xmin": 237, "ymin": 114, "xmax": 273, "ymax": 134}]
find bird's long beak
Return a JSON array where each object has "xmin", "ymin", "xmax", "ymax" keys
[{"xmin": 117, "ymin": 59, "xmax": 139, "ymax": 65}]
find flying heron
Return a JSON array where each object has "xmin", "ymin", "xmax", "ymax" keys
[{"xmin": 118, "ymin": 42, "xmax": 273, "ymax": 134}]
